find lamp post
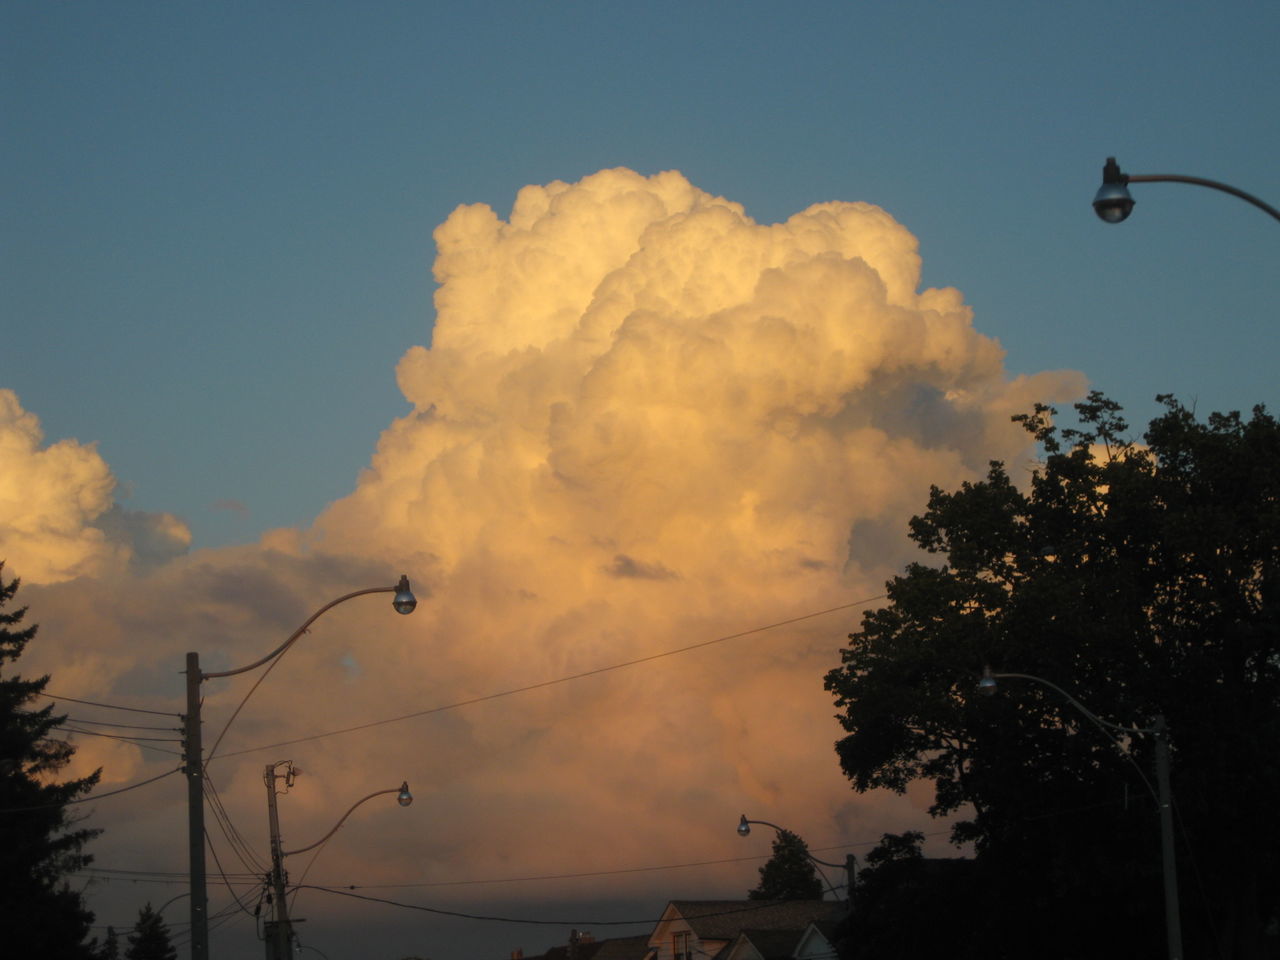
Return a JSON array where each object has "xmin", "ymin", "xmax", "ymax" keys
[
  {"xmin": 978, "ymin": 668, "xmax": 1181, "ymax": 960},
  {"xmin": 263, "ymin": 761, "xmax": 412, "ymax": 960},
  {"xmin": 182, "ymin": 575, "xmax": 417, "ymax": 960},
  {"xmin": 736, "ymin": 815, "xmax": 857, "ymax": 913},
  {"xmin": 1093, "ymin": 156, "xmax": 1280, "ymax": 224}
]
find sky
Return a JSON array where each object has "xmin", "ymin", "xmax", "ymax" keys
[{"xmin": 2, "ymin": 2, "xmax": 1278, "ymax": 959}]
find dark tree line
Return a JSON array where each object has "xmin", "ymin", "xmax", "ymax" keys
[
  {"xmin": 0, "ymin": 563, "xmax": 102, "ymax": 957},
  {"xmin": 827, "ymin": 394, "xmax": 1280, "ymax": 960}
]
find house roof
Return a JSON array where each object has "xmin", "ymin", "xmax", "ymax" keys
[
  {"xmin": 729, "ymin": 928, "xmax": 807, "ymax": 960},
  {"xmin": 664, "ymin": 900, "xmax": 843, "ymax": 941}
]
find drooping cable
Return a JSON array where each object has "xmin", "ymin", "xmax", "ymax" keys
[
  {"xmin": 40, "ymin": 692, "xmax": 181, "ymax": 717},
  {"xmin": 215, "ymin": 596, "xmax": 884, "ymax": 759},
  {"xmin": 202, "ymin": 777, "xmax": 268, "ymax": 876},
  {"xmin": 0, "ymin": 765, "xmax": 181, "ymax": 813}
]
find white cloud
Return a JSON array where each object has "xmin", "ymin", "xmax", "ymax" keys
[
  {"xmin": 11, "ymin": 169, "xmax": 1084, "ymax": 941},
  {"xmin": 0, "ymin": 389, "xmax": 190, "ymax": 585}
]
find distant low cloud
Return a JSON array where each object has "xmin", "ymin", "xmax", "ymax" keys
[
  {"xmin": 212, "ymin": 498, "xmax": 249, "ymax": 515},
  {"xmin": 604, "ymin": 554, "xmax": 679, "ymax": 580}
]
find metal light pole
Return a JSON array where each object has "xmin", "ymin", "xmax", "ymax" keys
[
  {"xmin": 263, "ymin": 763, "xmax": 412, "ymax": 960},
  {"xmin": 736, "ymin": 815, "xmax": 857, "ymax": 913},
  {"xmin": 978, "ymin": 669, "xmax": 1182, "ymax": 960},
  {"xmin": 182, "ymin": 575, "xmax": 418, "ymax": 960},
  {"xmin": 1093, "ymin": 156, "xmax": 1280, "ymax": 224}
]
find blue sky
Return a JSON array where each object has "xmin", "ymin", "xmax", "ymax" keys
[
  {"xmin": 4, "ymin": 4, "xmax": 1280, "ymax": 959},
  {"xmin": 7, "ymin": 0, "xmax": 1277, "ymax": 551}
]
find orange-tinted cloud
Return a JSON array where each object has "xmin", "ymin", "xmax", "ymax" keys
[
  {"xmin": 10, "ymin": 169, "xmax": 1084, "ymax": 943},
  {"xmin": 0, "ymin": 389, "xmax": 190, "ymax": 585}
]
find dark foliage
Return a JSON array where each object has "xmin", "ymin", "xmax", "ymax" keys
[
  {"xmin": 0, "ymin": 563, "xmax": 102, "ymax": 957},
  {"xmin": 825, "ymin": 394, "xmax": 1280, "ymax": 960},
  {"xmin": 92, "ymin": 926, "xmax": 121, "ymax": 960},
  {"xmin": 124, "ymin": 903, "xmax": 177, "ymax": 960},
  {"xmin": 838, "ymin": 832, "xmax": 979, "ymax": 960},
  {"xmin": 748, "ymin": 828, "xmax": 824, "ymax": 900}
]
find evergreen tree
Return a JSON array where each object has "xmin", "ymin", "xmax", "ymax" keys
[
  {"xmin": 92, "ymin": 925, "xmax": 120, "ymax": 960},
  {"xmin": 747, "ymin": 828, "xmax": 823, "ymax": 900},
  {"xmin": 124, "ymin": 904, "xmax": 177, "ymax": 960},
  {"xmin": 0, "ymin": 562, "xmax": 102, "ymax": 957}
]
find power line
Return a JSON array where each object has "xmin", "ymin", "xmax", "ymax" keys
[
  {"xmin": 66, "ymin": 716, "xmax": 180, "ymax": 732},
  {"xmin": 204, "ymin": 777, "xmax": 269, "ymax": 876},
  {"xmin": 0, "ymin": 765, "xmax": 181, "ymax": 813},
  {"xmin": 40, "ymin": 692, "xmax": 180, "ymax": 718},
  {"xmin": 58, "ymin": 725, "xmax": 184, "ymax": 759},
  {"xmin": 63, "ymin": 725, "xmax": 182, "ymax": 744},
  {"xmin": 216, "ymin": 595, "xmax": 883, "ymax": 759},
  {"xmin": 206, "ymin": 825, "xmax": 266, "ymax": 920}
]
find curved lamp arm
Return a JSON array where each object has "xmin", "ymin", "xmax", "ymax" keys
[
  {"xmin": 283, "ymin": 782, "xmax": 413, "ymax": 856},
  {"xmin": 203, "ymin": 576, "xmax": 417, "ymax": 681},
  {"xmin": 978, "ymin": 668, "xmax": 1161, "ymax": 805},
  {"xmin": 736, "ymin": 816, "xmax": 849, "ymax": 869},
  {"xmin": 979, "ymin": 668, "xmax": 1155, "ymax": 736},
  {"xmin": 1094, "ymin": 156, "xmax": 1280, "ymax": 224}
]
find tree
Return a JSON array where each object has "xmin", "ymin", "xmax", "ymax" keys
[
  {"xmin": 0, "ymin": 562, "xmax": 102, "ymax": 957},
  {"xmin": 124, "ymin": 903, "xmax": 176, "ymax": 960},
  {"xmin": 841, "ymin": 832, "xmax": 979, "ymax": 960},
  {"xmin": 92, "ymin": 926, "xmax": 120, "ymax": 960},
  {"xmin": 825, "ymin": 394, "xmax": 1280, "ymax": 960},
  {"xmin": 747, "ymin": 828, "xmax": 823, "ymax": 900}
]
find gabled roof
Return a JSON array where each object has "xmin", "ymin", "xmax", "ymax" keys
[
  {"xmin": 662, "ymin": 900, "xmax": 843, "ymax": 941},
  {"xmin": 726, "ymin": 928, "xmax": 807, "ymax": 960},
  {"xmin": 793, "ymin": 921, "xmax": 838, "ymax": 960}
]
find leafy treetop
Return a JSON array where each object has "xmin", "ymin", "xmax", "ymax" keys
[{"xmin": 825, "ymin": 392, "xmax": 1280, "ymax": 960}]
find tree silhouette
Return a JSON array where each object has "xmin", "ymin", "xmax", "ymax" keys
[
  {"xmin": 747, "ymin": 828, "xmax": 823, "ymax": 900},
  {"xmin": 92, "ymin": 925, "xmax": 121, "ymax": 960},
  {"xmin": 0, "ymin": 562, "xmax": 101, "ymax": 956},
  {"xmin": 826, "ymin": 393, "xmax": 1280, "ymax": 959},
  {"xmin": 124, "ymin": 903, "xmax": 176, "ymax": 960}
]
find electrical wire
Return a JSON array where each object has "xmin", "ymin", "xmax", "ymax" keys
[
  {"xmin": 285, "ymin": 825, "xmax": 335, "ymax": 916},
  {"xmin": 63, "ymin": 725, "xmax": 181, "ymax": 744},
  {"xmin": 66, "ymin": 716, "xmax": 180, "ymax": 732},
  {"xmin": 203, "ymin": 777, "xmax": 269, "ymax": 876},
  {"xmin": 206, "ymin": 642, "xmax": 294, "ymax": 763},
  {"xmin": 60, "ymin": 726, "xmax": 184, "ymax": 759},
  {"xmin": 215, "ymin": 596, "xmax": 883, "ymax": 760},
  {"xmin": 40, "ymin": 692, "xmax": 180, "ymax": 717},
  {"xmin": 206, "ymin": 825, "xmax": 266, "ymax": 920},
  {"xmin": 0, "ymin": 765, "xmax": 181, "ymax": 813}
]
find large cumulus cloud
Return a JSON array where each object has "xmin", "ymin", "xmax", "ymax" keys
[
  {"xmin": 285, "ymin": 168, "xmax": 1082, "ymax": 879},
  {"xmin": 10, "ymin": 169, "xmax": 1083, "ymax": 948}
]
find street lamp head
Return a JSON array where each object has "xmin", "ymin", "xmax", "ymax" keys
[
  {"xmin": 1093, "ymin": 156, "xmax": 1135, "ymax": 224},
  {"xmin": 397, "ymin": 781, "xmax": 413, "ymax": 807},
  {"xmin": 392, "ymin": 575, "xmax": 418, "ymax": 615},
  {"xmin": 978, "ymin": 667, "xmax": 998, "ymax": 696},
  {"xmin": 737, "ymin": 814, "xmax": 751, "ymax": 837}
]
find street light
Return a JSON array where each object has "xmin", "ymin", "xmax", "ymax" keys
[
  {"xmin": 263, "ymin": 762, "xmax": 412, "ymax": 960},
  {"xmin": 978, "ymin": 668, "xmax": 1182, "ymax": 960},
  {"xmin": 736, "ymin": 815, "xmax": 857, "ymax": 912},
  {"xmin": 1093, "ymin": 156, "xmax": 1280, "ymax": 224},
  {"xmin": 182, "ymin": 575, "xmax": 417, "ymax": 960}
]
